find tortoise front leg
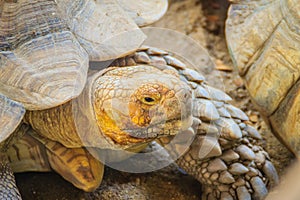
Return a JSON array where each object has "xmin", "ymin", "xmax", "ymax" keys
[
  {"xmin": 0, "ymin": 154, "xmax": 22, "ymax": 200},
  {"xmin": 176, "ymin": 136, "xmax": 278, "ymax": 200},
  {"xmin": 159, "ymin": 124, "xmax": 279, "ymax": 200},
  {"xmin": 29, "ymin": 131, "xmax": 105, "ymax": 192}
]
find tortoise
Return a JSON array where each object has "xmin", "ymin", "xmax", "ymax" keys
[
  {"xmin": 225, "ymin": 0, "xmax": 300, "ymax": 156},
  {"xmin": 1, "ymin": 1, "xmax": 276, "ymax": 199},
  {"xmin": 6, "ymin": 46, "xmax": 279, "ymax": 200},
  {"xmin": 0, "ymin": 0, "xmax": 168, "ymax": 198}
]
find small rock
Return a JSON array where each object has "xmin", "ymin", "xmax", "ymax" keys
[
  {"xmin": 233, "ymin": 77, "xmax": 244, "ymax": 87},
  {"xmin": 215, "ymin": 59, "xmax": 233, "ymax": 72},
  {"xmin": 249, "ymin": 114, "xmax": 258, "ymax": 123},
  {"xmin": 135, "ymin": 178, "xmax": 141, "ymax": 186}
]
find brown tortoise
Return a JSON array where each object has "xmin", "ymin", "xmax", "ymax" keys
[
  {"xmin": 7, "ymin": 46, "xmax": 279, "ymax": 200},
  {"xmin": 0, "ymin": 0, "xmax": 278, "ymax": 200},
  {"xmin": 0, "ymin": 0, "xmax": 168, "ymax": 198},
  {"xmin": 226, "ymin": 0, "xmax": 300, "ymax": 156}
]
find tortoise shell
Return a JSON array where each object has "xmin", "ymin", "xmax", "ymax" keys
[{"xmin": 225, "ymin": 0, "xmax": 300, "ymax": 155}]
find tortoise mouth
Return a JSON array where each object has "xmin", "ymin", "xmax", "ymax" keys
[{"xmin": 122, "ymin": 115, "xmax": 193, "ymax": 140}]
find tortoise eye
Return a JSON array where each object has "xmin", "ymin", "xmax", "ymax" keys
[
  {"xmin": 141, "ymin": 96, "xmax": 157, "ymax": 105},
  {"xmin": 144, "ymin": 97, "xmax": 155, "ymax": 103}
]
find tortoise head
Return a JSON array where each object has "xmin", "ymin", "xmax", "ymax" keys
[{"xmin": 92, "ymin": 65, "xmax": 193, "ymax": 146}]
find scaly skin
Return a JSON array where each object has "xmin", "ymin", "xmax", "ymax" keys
[
  {"xmin": 8, "ymin": 47, "xmax": 278, "ymax": 199},
  {"xmin": 113, "ymin": 48, "xmax": 279, "ymax": 200},
  {"xmin": 0, "ymin": 155, "xmax": 21, "ymax": 200},
  {"xmin": 0, "ymin": 124, "xmax": 28, "ymax": 200},
  {"xmin": 174, "ymin": 128, "xmax": 278, "ymax": 200},
  {"xmin": 16, "ymin": 50, "xmax": 193, "ymax": 192}
]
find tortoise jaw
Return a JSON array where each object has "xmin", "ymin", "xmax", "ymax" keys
[
  {"xmin": 98, "ymin": 110, "xmax": 193, "ymax": 146},
  {"xmin": 122, "ymin": 115, "xmax": 193, "ymax": 141}
]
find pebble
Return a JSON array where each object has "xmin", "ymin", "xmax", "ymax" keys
[
  {"xmin": 216, "ymin": 59, "xmax": 233, "ymax": 72},
  {"xmin": 135, "ymin": 178, "xmax": 141, "ymax": 186},
  {"xmin": 249, "ymin": 114, "xmax": 258, "ymax": 123},
  {"xmin": 233, "ymin": 77, "xmax": 244, "ymax": 87}
]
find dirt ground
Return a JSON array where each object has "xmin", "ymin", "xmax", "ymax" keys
[{"xmin": 15, "ymin": 0, "xmax": 295, "ymax": 199}]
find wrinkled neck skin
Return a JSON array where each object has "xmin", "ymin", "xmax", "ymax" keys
[{"xmin": 26, "ymin": 65, "xmax": 192, "ymax": 151}]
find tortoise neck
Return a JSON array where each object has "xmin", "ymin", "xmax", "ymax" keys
[{"xmin": 24, "ymin": 101, "xmax": 83, "ymax": 148}]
